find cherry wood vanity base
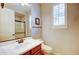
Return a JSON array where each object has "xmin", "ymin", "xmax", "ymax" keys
[{"xmin": 22, "ymin": 44, "xmax": 44, "ymax": 55}]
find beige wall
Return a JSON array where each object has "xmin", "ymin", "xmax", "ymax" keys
[
  {"xmin": 30, "ymin": 3, "xmax": 42, "ymax": 39},
  {"xmin": 41, "ymin": 3, "xmax": 79, "ymax": 54}
]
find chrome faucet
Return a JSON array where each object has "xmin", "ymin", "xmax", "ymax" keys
[{"xmin": 16, "ymin": 38, "xmax": 24, "ymax": 44}]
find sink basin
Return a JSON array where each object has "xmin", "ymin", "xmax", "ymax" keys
[
  {"xmin": 14, "ymin": 39, "xmax": 34, "ymax": 50},
  {"xmin": 14, "ymin": 44, "xmax": 23, "ymax": 49}
]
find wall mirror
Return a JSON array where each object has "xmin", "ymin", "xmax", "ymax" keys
[{"xmin": 0, "ymin": 3, "xmax": 31, "ymax": 42}]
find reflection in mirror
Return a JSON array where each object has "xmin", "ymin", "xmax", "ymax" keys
[
  {"xmin": 15, "ymin": 20, "xmax": 26, "ymax": 39},
  {"xmin": 0, "ymin": 3, "xmax": 31, "ymax": 42}
]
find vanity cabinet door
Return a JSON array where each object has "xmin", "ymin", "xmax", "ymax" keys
[
  {"xmin": 33, "ymin": 50, "xmax": 42, "ymax": 55},
  {"xmin": 30, "ymin": 44, "xmax": 43, "ymax": 55}
]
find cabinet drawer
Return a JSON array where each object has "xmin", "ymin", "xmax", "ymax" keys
[{"xmin": 31, "ymin": 44, "xmax": 41, "ymax": 54}]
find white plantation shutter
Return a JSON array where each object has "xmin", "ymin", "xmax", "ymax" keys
[{"xmin": 53, "ymin": 3, "xmax": 66, "ymax": 26}]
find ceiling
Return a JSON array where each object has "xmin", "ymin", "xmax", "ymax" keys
[{"xmin": 4, "ymin": 3, "xmax": 31, "ymax": 15}]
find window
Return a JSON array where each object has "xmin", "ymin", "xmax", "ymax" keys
[{"xmin": 52, "ymin": 3, "xmax": 67, "ymax": 28}]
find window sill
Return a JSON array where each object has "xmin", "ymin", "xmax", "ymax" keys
[{"xmin": 51, "ymin": 25, "xmax": 67, "ymax": 29}]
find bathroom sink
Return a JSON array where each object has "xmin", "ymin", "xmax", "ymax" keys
[
  {"xmin": 13, "ymin": 39, "xmax": 35, "ymax": 50},
  {"xmin": 0, "ymin": 39, "xmax": 43, "ymax": 55},
  {"xmin": 14, "ymin": 43, "xmax": 23, "ymax": 49}
]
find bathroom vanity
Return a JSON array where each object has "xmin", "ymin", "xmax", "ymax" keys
[
  {"xmin": 22, "ymin": 44, "xmax": 42, "ymax": 55},
  {"xmin": 0, "ymin": 38, "xmax": 43, "ymax": 55}
]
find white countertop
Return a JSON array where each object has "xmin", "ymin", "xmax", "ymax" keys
[{"xmin": 0, "ymin": 39, "xmax": 43, "ymax": 55}]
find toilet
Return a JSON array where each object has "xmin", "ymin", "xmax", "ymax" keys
[
  {"xmin": 33, "ymin": 39, "xmax": 53, "ymax": 55},
  {"xmin": 42, "ymin": 43, "xmax": 53, "ymax": 55}
]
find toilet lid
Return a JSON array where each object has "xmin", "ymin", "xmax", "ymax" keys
[{"xmin": 42, "ymin": 45, "xmax": 53, "ymax": 51}]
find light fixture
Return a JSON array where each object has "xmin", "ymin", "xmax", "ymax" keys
[{"xmin": 21, "ymin": 3, "xmax": 29, "ymax": 6}]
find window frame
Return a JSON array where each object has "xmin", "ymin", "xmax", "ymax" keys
[{"xmin": 52, "ymin": 3, "xmax": 67, "ymax": 29}]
